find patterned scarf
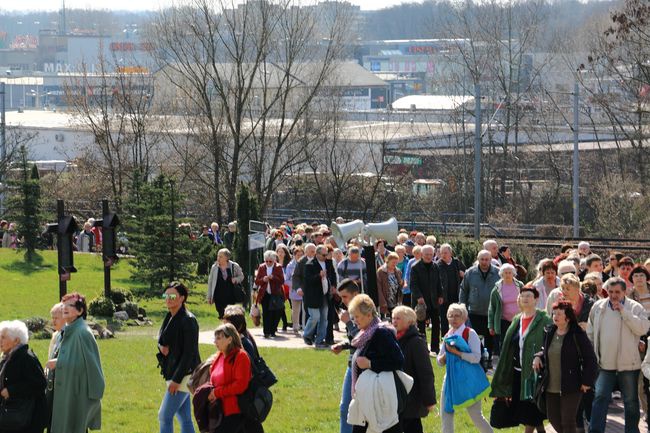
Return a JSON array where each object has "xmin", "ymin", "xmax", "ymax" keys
[{"xmin": 350, "ymin": 317, "xmax": 380, "ymax": 393}]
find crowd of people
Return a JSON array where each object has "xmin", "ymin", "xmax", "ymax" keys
[{"xmin": 5, "ymin": 215, "xmax": 650, "ymax": 433}]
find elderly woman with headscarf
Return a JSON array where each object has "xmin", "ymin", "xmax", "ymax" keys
[
  {"xmin": 0, "ymin": 320, "xmax": 47, "ymax": 433},
  {"xmin": 48, "ymin": 293, "xmax": 105, "ymax": 433}
]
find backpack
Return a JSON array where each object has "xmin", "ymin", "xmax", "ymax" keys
[{"xmin": 461, "ymin": 327, "xmax": 488, "ymax": 373}]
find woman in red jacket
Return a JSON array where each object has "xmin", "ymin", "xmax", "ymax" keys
[
  {"xmin": 254, "ymin": 250, "xmax": 285, "ymax": 338},
  {"xmin": 208, "ymin": 323, "xmax": 252, "ymax": 433}
]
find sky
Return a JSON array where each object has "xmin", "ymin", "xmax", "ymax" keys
[{"xmin": 1, "ymin": 0, "xmax": 419, "ymax": 12}]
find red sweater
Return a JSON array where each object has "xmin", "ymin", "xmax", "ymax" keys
[{"xmin": 209, "ymin": 349, "xmax": 252, "ymax": 416}]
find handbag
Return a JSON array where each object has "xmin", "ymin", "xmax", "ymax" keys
[
  {"xmin": 229, "ymin": 264, "xmax": 247, "ymax": 303},
  {"xmin": 252, "ymin": 356, "xmax": 278, "ymax": 388},
  {"xmin": 0, "ymin": 398, "xmax": 35, "ymax": 430},
  {"xmin": 238, "ymin": 378, "xmax": 273, "ymax": 423},
  {"xmin": 489, "ymin": 398, "xmax": 519, "ymax": 428},
  {"xmin": 533, "ymin": 372, "xmax": 546, "ymax": 414},
  {"xmin": 250, "ymin": 304, "xmax": 261, "ymax": 327},
  {"xmin": 268, "ymin": 294, "xmax": 284, "ymax": 311}
]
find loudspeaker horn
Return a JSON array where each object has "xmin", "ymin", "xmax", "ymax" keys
[
  {"xmin": 330, "ymin": 219, "xmax": 365, "ymax": 250},
  {"xmin": 363, "ymin": 217, "xmax": 399, "ymax": 246}
]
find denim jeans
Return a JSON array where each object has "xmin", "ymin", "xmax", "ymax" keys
[
  {"xmin": 303, "ymin": 299, "xmax": 328, "ymax": 343},
  {"xmin": 340, "ymin": 366, "xmax": 353, "ymax": 433},
  {"xmin": 159, "ymin": 389, "xmax": 195, "ymax": 433},
  {"xmin": 590, "ymin": 369, "xmax": 640, "ymax": 433}
]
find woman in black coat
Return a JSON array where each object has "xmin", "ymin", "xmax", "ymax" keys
[
  {"xmin": 533, "ymin": 300, "xmax": 598, "ymax": 433},
  {"xmin": 392, "ymin": 306, "xmax": 436, "ymax": 433},
  {"xmin": 0, "ymin": 320, "xmax": 47, "ymax": 433}
]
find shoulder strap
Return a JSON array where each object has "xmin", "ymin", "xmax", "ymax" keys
[
  {"xmin": 344, "ymin": 258, "xmax": 349, "ymax": 274},
  {"xmin": 462, "ymin": 326, "xmax": 470, "ymax": 343},
  {"xmin": 573, "ymin": 332, "xmax": 582, "ymax": 362}
]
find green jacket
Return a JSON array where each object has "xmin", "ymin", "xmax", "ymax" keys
[
  {"xmin": 51, "ymin": 318, "xmax": 105, "ymax": 433},
  {"xmin": 487, "ymin": 279, "xmax": 524, "ymax": 335},
  {"xmin": 490, "ymin": 310, "xmax": 551, "ymax": 400}
]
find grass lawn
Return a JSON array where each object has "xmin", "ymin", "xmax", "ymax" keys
[{"xmin": 1, "ymin": 249, "xmax": 522, "ymax": 433}]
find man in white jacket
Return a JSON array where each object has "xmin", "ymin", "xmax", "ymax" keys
[{"xmin": 587, "ymin": 277, "xmax": 650, "ymax": 433}]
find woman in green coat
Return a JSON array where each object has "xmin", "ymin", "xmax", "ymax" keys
[
  {"xmin": 490, "ymin": 286, "xmax": 551, "ymax": 433},
  {"xmin": 48, "ymin": 293, "xmax": 105, "ymax": 433}
]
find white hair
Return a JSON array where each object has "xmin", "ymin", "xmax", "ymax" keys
[
  {"xmin": 50, "ymin": 302, "xmax": 64, "ymax": 316},
  {"xmin": 440, "ymin": 243, "xmax": 453, "ymax": 253},
  {"xmin": 263, "ymin": 250, "xmax": 277, "ymax": 261},
  {"xmin": 0, "ymin": 320, "xmax": 29, "ymax": 346},
  {"xmin": 304, "ymin": 243, "xmax": 316, "ymax": 253},
  {"xmin": 395, "ymin": 245, "xmax": 406, "ymax": 253},
  {"xmin": 477, "ymin": 249, "xmax": 491, "ymax": 260},
  {"xmin": 483, "ymin": 239, "xmax": 498, "ymax": 249},
  {"xmin": 578, "ymin": 241, "xmax": 590, "ymax": 249},
  {"xmin": 421, "ymin": 245, "xmax": 435, "ymax": 254},
  {"xmin": 499, "ymin": 263, "xmax": 516, "ymax": 277},
  {"xmin": 446, "ymin": 303, "xmax": 468, "ymax": 322}
]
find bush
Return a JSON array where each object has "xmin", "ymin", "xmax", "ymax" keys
[
  {"xmin": 23, "ymin": 317, "xmax": 47, "ymax": 333},
  {"xmin": 110, "ymin": 288, "xmax": 134, "ymax": 305},
  {"xmin": 120, "ymin": 301, "xmax": 139, "ymax": 319},
  {"xmin": 88, "ymin": 296, "xmax": 116, "ymax": 318}
]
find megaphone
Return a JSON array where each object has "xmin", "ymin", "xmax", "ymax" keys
[
  {"xmin": 330, "ymin": 219, "xmax": 364, "ymax": 250},
  {"xmin": 362, "ymin": 217, "xmax": 399, "ymax": 246}
]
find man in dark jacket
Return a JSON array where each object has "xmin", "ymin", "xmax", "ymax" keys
[
  {"xmin": 410, "ymin": 245, "xmax": 443, "ymax": 353},
  {"xmin": 437, "ymin": 243, "xmax": 466, "ymax": 339},
  {"xmin": 302, "ymin": 245, "xmax": 337, "ymax": 348}
]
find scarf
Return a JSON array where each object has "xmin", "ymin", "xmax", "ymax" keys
[{"xmin": 350, "ymin": 317, "xmax": 381, "ymax": 393}]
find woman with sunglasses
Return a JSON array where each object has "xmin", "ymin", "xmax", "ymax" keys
[{"xmin": 157, "ymin": 282, "xmax": 201, "ymax": 433}]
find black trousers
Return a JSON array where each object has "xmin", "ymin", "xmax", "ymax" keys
[
  {"xmin": 417, "ymin": 307, "xmax": 440, "ymax": 352},
  {"xmin": 215, "ymin": 414, "xmax": 244, "ymax": 433},
  {"xmin": 468, "ymin": 313, "xmax": 494, "ymax": 356},
  {"xmin": 546, "ymin": 392, "xmax": 582, "ymax": 433},
  {"xmin": 400, "ymin": 417, "xmax": 423, "ymax": 433},
  {"xmin": 440, "ymin": 302, "xmax": 450, "ymax": 338},
  {"xmin": 243, "ymin": 416, "xmax": 264, "ymax": 433},
  {"xmin": 353, "ymin": 421, "xmax": 402, "ymax": 433},
  {"xmin": 326, "ymin": 296, "xmax": 337, "ymax": 343},
  {"xmin": 261, "ymin": 295, "xmax": 281, "ymax": 337}
]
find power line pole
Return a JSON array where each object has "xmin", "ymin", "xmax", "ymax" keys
[
  {"xmin": 474, "ymin": 82, "xmax": 482, "ymax": 240},
  {"xmin": 0, "ymin": 82, "xmax": 6, "ymax": 215},
  {"xmin": 572, "ymin": 82, "xmax": 579, "ymax": 238}
]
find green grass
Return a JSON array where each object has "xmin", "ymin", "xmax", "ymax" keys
[{"xmin": 1, "ymin": 249, "xmax": 522, "ymax": 433}]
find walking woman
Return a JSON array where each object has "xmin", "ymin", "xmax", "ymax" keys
[
  {"xmin": 0, "ymin": 320, "xmax": 47, "ymax": 433},
  {"xmin": 286, "ymin": 246, "xmax": 305, "ymax": 333},
  {"xmin": 533, "ymin": 301, "xmax": 598, "ymax": 433},
  {"xmin": 347, "ymin": 294, "xmax": 405, "ymax": 433},
  {"xmin": 208, "ymin": 323, "xmax": 252, "ymax": 433},
  {"xmin": 275, "ymin": 244, "xmax": 292, "ymax": 332},
  {"xmin": 378, "ymin": 253, "xmax": 404, "ymax": 318},
  {"xmin": 488, "ymin": 263, "xmax": 524, "ymax": 353},
  {"xmin": 157, "ymin": 282, "xmax": 200, "ymax": 433},
  {"xmin": 392, "ymin": 306, "xmax": 436, "ymax": 433},
  {"xmin": 207, "ymin": 248, "xmax": 245, "ymax": 319},
  {"xmin": 490, "ymin": 286, "xmax": 551, "ymax": 433},
  {"xmin": 255, "ymin": 251, "xmax": 285, "ymax": 339},
  {"xmin": 49, "ymin": 293, "xmax": 105, "ymax": 433},
  {"xmin": 437, "ymin": 303, "xmax": 493, "ymax": 433}
]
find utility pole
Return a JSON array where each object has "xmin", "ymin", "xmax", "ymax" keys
[
  {"xmin": 572, "ymin": 82, "xmax": 579, "ymax": 238},
  {"xmin": 0, "ymin": 82, "xmax": 6, "ymax": 215},
  {"xmin": 474, "ymin": 82, "xmax": 482, "ymax": 240}
]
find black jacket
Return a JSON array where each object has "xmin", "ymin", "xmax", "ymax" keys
[
  {"xmin": 303, "ymin": 258, "xmax": 337, "ymax": 309},
  {"xmin": 536, "ymin": 323, "xmax": 598, "ymax": 394},
  {"xmin": 158, "ymin": 306, "xmax": 201, "ymax": 383},
  {"xmin": 398, "ymin": 326, "xmax": 436, "ymax": 419},
  {"xmin": 0, "ymin": 344, "xmax": 47, "ymax": 433},
  {"xmin": 438, "ymin": 258, "xmax": 465, "ymax": 304},
  {"xmin": 355, "ymin": 327, "xmax": 404, "ymax": 380},
  {"xmin": 410, "ymin": 260, "xmax": 442, "ymax": 310},
  {"xmin": 577, "ymin": 295, "xmax": 595, "ymax": 324}
]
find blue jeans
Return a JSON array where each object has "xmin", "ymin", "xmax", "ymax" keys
[
  {"xmin": 159, "ymin": 389, "xmax": 195, "ymax": 433},
  {"xmin": 304, "ymin": 300, "xmax": 328, "ymax": 343},
  {"xmin": 340, "ymin": 366, "xmax": 353, "ymax": 433},
  {"xmin": 590, "ymin": 369, "xmax": 640, "ymax": 433}
]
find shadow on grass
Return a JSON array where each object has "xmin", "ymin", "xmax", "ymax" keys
[{"xmin": 0, "ymin": 253, "xmax": 54, "ymax": 274}]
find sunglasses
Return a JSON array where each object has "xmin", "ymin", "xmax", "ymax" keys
[{"xmin": 162, "ymin": 293, "xmax": 178, "ymax": 300}]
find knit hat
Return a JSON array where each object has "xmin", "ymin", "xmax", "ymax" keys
[{"xmin": 558, "ymin": 260, "xmax": 577, "ymax": 275}]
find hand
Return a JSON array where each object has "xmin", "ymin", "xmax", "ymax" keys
[
  {"xmin": 320, "ymin": 270, "xmax": 327, "ymax": 278},
  {"xmin": 46, "ymin": 358, "xmax": 57, "ymax": 370},
  {"xmin": 579, "ymin": 322, "xmax": 588, "ymax": 331},
  {"xmin": 356, "ymin": 356, "xmax": 371, "ymax": 369},
  {"xmin": 580, "ymin": 385, "xmax": 591, "ymax": 393},
  {"xmin": 611, "ymin": 301, "xmax": 622, "ymax": 312},
  {"xmin": 489, "ymin": 328, "xmax": 495, "ymax": 336},
  {"xmin": 207, "ymin": 298, "xmax": 213, "ymax": 305},
  {"xmin": 640, "ymin": 341, "xmax": 647, "ymax": 353},
  {"xmin": 207, "ymin": 389, "xmax": 217, "ymax": 402},
  {"xmin": 159, "ymin": 345, "xmax": 170, "ymax": 356},
  {"xmin": 331, "ymin": 343, "xmax": 344, "ymax": 355},
  {"xmin": 330, "ymin": 286, "xmax": 337, "ymax": 295},
  {"xmin": 459, "ymin": 271, "xmax": 465, "ymax": 279},
  {"xmin": 263, "ymin": 275, "xmax": 270, "ymax": 282},
  {"xmin": 340, "ymin": 310, "xmax": 350, "ymax": 324},
  {"xmin": 426, "ymin": 404, "xmax": 435, "ymax": 413},
  {"xmin": 231, "ymin": 278, "xmax": 237, "ymax": 284},
  {"xmin": 445, "ymin": 343, "xmax": 461, "ymax": 357},
  {"xmin": 0, "ymin": 388, "xmax": 8, "ymax": 399},
  {"xmin": 532, "ymin": 356, "xmax": 543, "ymax": 372},
  {"xmin": 168, "ymin": 381, "xmax": 180, "ymax": 395},
  {"xmin": 297, "ymin": 289, "xmax": 304, "ymax": 297},
  {"xmin": 438, "ymin": 297, "xmax": 444, "ymax": 305},
  {"xmin": 417, "ymin": 297, "xmax": 425, "ymax": 305}
]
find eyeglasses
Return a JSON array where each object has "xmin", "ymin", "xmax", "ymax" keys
[{"xmin": 162, "ymin": 293, "xmax": 178, "ymax": 300}]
